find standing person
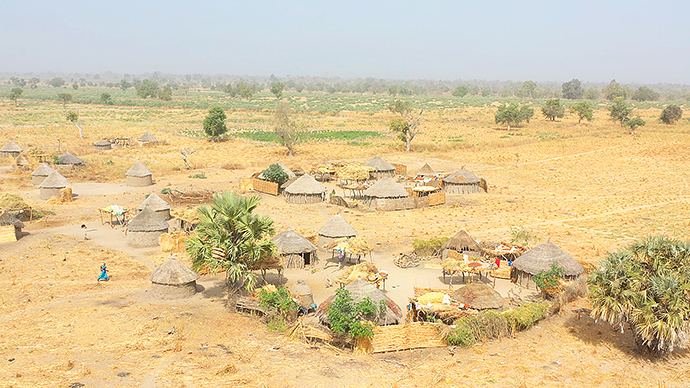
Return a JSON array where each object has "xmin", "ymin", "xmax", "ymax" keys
[{"xmin": 98, "ymin": 262, "xmax": 109, "ymax": 282}]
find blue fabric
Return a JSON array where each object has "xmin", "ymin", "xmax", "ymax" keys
[{"xmin": 98, "ymin": 266, "xmax": 108, "ymax": 280}]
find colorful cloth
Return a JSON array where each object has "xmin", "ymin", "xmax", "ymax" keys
[{"xmin": 98, "ymin": 265, "xmax": 108, "ymax": 281}]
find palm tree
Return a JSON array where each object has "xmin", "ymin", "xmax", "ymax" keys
[
  {"xmin": 588, "ymin": 236, "xmax": 690, "ymax": 355},
  {"xmin": 185, "ymin": 191, "xmax": 276, "ymax": 291}
]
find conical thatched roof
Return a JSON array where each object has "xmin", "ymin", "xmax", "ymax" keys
[
  {"xmin": 1, "ymin": 140, "xmax": 23, "ymax": 152},
  {"xmin": 512, "ymin": 241, "xmax": 584, "ymax": 276},
  {"xmin": 318, "ymin": 214, "xmax": 357, "ymax": 238},
  {"xmin": 272, "ymin": 228, "xmax": 317, "ymax": 254},
  {"xmin": 149, "ymin": 257, "xmax": 199, "ymax": 285},
  {"xmin": 138, "ymin": 131, "xmax": 158, "ymax": 142},
  {"xmin": 284, "ymin": 174, "xmax": 325, "ymax": 195},
  {"xmin": 363, "ymin": 177, "xmax": 409, "ymax": 198},
  {"xmin": 443, "ymin": 169, "xmax": 479, "ymax": 184},
  {"xmin": 126, "ymin": 160, "xmax": 153, "ymax": 177},
  {"xmin": 451, "ymin": 283, "xmax": 504, "ymax": 310},
  {"xmin": 39, "ymin": 171, "xmax": 71, "ymax": 188},
  {"xmin": 32, "ymin": 163, "xmax": 54, "ymax": 177},
  {"xmin": 318, "ymin": 279, "xmax": 403, "ymax": 326},
  {"xmin": 128, "ymin": 206, "xmax": 169, "ymax": 232},
  {"xmin": 441, "ymin": 230, "xmax": 481, "ymax": 252},
  {"xmin": 416, "ymin": 163, "xmax": 435, "ymax": 177},
  {"xmin": 94, "ymin": 139, "xmax": 111, "ymax": 146},
  {"xmin": 290, "ymin": 280, "xmax": 313, "ymax": 296},
  {"xmin": 137, "ymin": 193, "xmax": 170, "ymax": 212},
  {"xmin": 58, "ymin": 151, "xmax": 85, "ymax": 165},
  {"xmin": 364, "ymin": 155, "xmax": 395, "ymax": 172},
  {"xmin": 258, "ymin": 161, "xmax": 296, "ymax": 180}
]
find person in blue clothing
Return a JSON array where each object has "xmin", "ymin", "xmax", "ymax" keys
[{"xmin": 98, "ymin": 262, "xmax": 109, "ymax": 282}]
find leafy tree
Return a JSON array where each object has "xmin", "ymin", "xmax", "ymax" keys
[
  {"xmin": 185, "ymin": 191, "xmax": 275, "ymax": 291},
  {"xmin": 631, "ymin": 86, "xmax": 660, "ymax": 102},
  {"xmin": 388, "ymin": 100, "xmax": 423, "ymax": 152},
  {"xmin": 99, "ymin": 93, "xmax": 113, "ymax": 105},
  {"xmin": 660, "ymin": 104, "xmax": 683, "ymax": 124},
  {"xmin": 519, "ymin": 81, "xmax": 537, "ymax": 98},
  {"xmin": 494, "ymin": 104, "xmax": 534, "ymax": 130},
  {"xmin": 11, "ymin": 77, "xmax": 26, "ymax": 88},
  {"xmin": 120, "ymin": 79, "xmax": 131, "ymax": 91},
  {"xmin": 327, "ymin": 288, "xmax": 383, "ymax": 342},
  {"xmin": 262, "ymin": 163, "xmax": 289, "ymax": 185},
  {"xmin": 481, "ymin": 89, "xmax": 491, "ymax": 97},
  {"xmin": 57, "ymin": 93, "xmax": 73, "ymax": 109},
  {"xmin": 270, "ymin": 82, "xmax": 285, "ymax": 99},
  {"xmin": 588, "ymin": 236, "xmax": 690, "ymax": 355},
  {"xmin": 274, "ymin": 102, "xmax": 300, "ymax": 157},
  {"xmin": 236, "ymin": 79, "xmax": 255, "ymax": 99},
  {"xmin": 136, "ymin": 79, "xmax": 159, "ymax": 98},
  {"xmin": 48, "ymin": 77, "xmax": 65, "ymax": 87},
  {"xmin": 159, "ymin": 85, "xmax": 173, "ymax": 101},
  {"xmin": 258, "ymin": 286, "xmax": 299, "ymax": 321},
  {"xmin": 603, "ymin": 79, "xmax": 629, "ymax": 100},
  {"xmin": 625, "ymin": 116, "xmax": 645, "ymax": 135},
  {"xmin": 609, "ymin": 97, "xmax": 632, "ymax": 126},
  {"xmin": 202, "ymin": 106, "xmax": 227, "ymax": 139},
  {"xmin": 71, "ymin": 82, "xmax": 79, "ymax": 90},
  {"xmin": 569, "ymin": 101, "xmax": 594, "ymax": 123},
  {"xmin": 8, "ymin": 88, "xmax": 23, "ymax": 106},
  {"xmin": 66, "ymin": 110, "xmax": 83, "ymax": 139},
  {"xmin": 29, "ymin": 77, "xmax": 40, "ymax": 89},
  {"xmin": 532, "ymin": 262, "xmax": 565, "ymax": 292},
  {"xmin": 541, "ymin": 99, "xmax": 565, "ymax": 121},
  {"xmin": 585, "ymin": 87, "xmax": 599, "ymax": 100},
  {"xmin": 452, "ymin": 85, "xmax": 469, "ymax": 97},
  {"xmin": 562, "ymin": 79, "xmax": 584, "ymax": 99}
]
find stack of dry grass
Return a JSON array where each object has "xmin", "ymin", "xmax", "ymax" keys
[
  {"xmin": 354, "ymin": 322, "xmax": 446, "ymax": 355},
  {"xmin": 337, "ymin": 163, "xmax": 373, "ymax": 181},
  {"xmin": 0, "ymin": 193, "xmax": 30, "ymax": 212},
  {"xmin": 46, "ymin": 187, "xmax": 73, "ymax": 204},
  {"xmin": 159, "ymin": 232, "xmax": 188, "ymax": 253},
  {"xmin": 335, "ymin": 262, "xmax": 379, "ymax": 285},
  {"xmin": 165, "ymin": 189, "xmax": 215, "ymax": 205}
]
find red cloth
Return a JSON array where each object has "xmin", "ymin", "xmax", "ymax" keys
[{"xmin": 495, "ymin": 258, "xmax": 501, "ymax": 268}]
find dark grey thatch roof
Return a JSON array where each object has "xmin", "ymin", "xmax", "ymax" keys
[
  {"xmin": 443, "ymin": 169, "xmax": 479, "ymax": 184},
  {"xmin": 284, "ymin": 174, "xmax": 325, "ymax": 195},
  {"xmin": 512, "ymin": 241, "xmax": 584, "ymax": 276},
  {"xmin": 39, "ymin": 171, "xmax": 71, "ymax": 188},
  {"xmin": 1, "ymin": 140, "xmax": 23, "ymax": 152},
  {"xmin": 318, "ymin": 214, "xmax": 357, "ymax": 238},
  {"xmin": 149, "ymin": 257, "xmax": 199, "ymax": 285},
  {"xmin": 318, "ymin": 279, "xmax": 403, "ymax": 326},
  {"xmin": 441, "ymin": 230, "xmax": 481, "ymax": 252},
  {"xmin": 137, "ymin": 193, "xmax": 170, "ymax": 212},
  {"xmin": 451, "ymin": 283, "xmax": 504, "ymax": 310},
  {"xmin": 0, "ymin": 210, "xmax": 24, "ymax": 228},
  {"xmin": 94, "ymin": 139, "xmax": 111, "ymax": 146},
  {"xmin": 258, "ymin": 161, "xmax": 297, "ymax": 180},
  {"xmin": 58, "ymin": 151, "xmax": 85, "ymax": 165},
  {"xmin": 32, "ymin": 163, "xmax": 54, "ymax": 177},
  {"xmin": 363, "ymin": 177, "xmax": 409, "ymax": 198},
  {"xmin": 364, "ymin": 155, "xmax": 395, "ymax": 172},
  {"xmin": 416, "ymin": 163, "xmax": 435, "ymax": 177},
  {"xmin": 128, "ymin": 206, "xmax": 169, "ymax": 232},
  {"xmin": 272, "ymin": 229, "xmax": 317, "ymax": 254},
  {"xmin": 138, "ymin": 131, "xmax": 158, "ymax": 142},
  {"xmin": 126, "ymin": 160, "xmax": 153, "ymax": 177}
]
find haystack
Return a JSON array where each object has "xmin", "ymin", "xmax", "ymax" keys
[
  {"xmin": 284, "ymin": 175, "xmax": 326, "ymax": 204},
  {"xmin": 39, "ymin": 171, "xmax": 71, "ymax": 200},
  {"xmin": 127, "ymin": 206, "xmax": 169, "ymax": 247},
  {"xmin": 337, "ymin": 163, "xmax": 373, "ymax": 182},
  {"xmin": 442, "ymin": 169, "xmax": 481, "ymax": 194},
  {"xmin": 137, "ymin": 192, "xmax": 171, "ymax": 220},
  {"xmin": 416, "ymin": 163, "xmax": 435, "ymax": 177},
  {"xmin": 149, "ymin": 257, "xmax": 200, "ymax": 299},
  {"xmin": 317, "ymin": 214, "xmax": 357, "ymax": 248},
  {"xmin": 511, "ymin": 241, "xmax": 584, "ymax": 289},
  {"xmin": 451, "ymin": 283, "xmax": 504, "ymax": 310},
  {"xmin": 57, "ymin": 151, "xmax": 85, "ymax": 166},
  {"xmin": 0, "ymin": 140, "xmax": 23, "ymax": 158},
  {"xmin": 364, "ymin": 155, "xmax": 396, "ymax": 179},
  {"xmin": 318, "ymin": 279, "xmax": 402, "ymax": 326},
  {"xmin": 290, "ymin": 280, "xmax": 314, "ymax": 308},
  {"xmin": 93, "ymin": 139, "xmax": 112, "ymax": 150},
  {"xmin": 31, "ymin": 163, "xmax": 55, "ymax": 185},
  {"xmin": 441, "ymin": 230, "xmax": 482, "ymax": 256},
  {"xmin": 363, "ymin": 177, "xmax": 409, "ymax": 199},
  {"xmin": 138, "ymin": 131, "xmax": 158, "ymax": 143},
  {"xmin": 125, "ymin": 160, "xmax": 153, "ymax": 187},
  {"xmin": 273, "ymin": 228, "xmax": 318, "ymax": 268}
]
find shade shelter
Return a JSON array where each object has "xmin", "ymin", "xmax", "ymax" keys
[
  {"xmin": 149, "ymin": 257, "xmax": 200, "ymax": 299},
  {"xmin": 317, "ymin": 279, "xmax": 403, "ymax": 326},
  {"xmin": 93, "ymin": 139, "xmax": 112, "ymax": 150},
  {"xmin": 127, "ymin": 206, "xmax": 169, "ymax": 248},
  {"xmin": 451, "ymin": 283, "xmax": 504, "ymax": 310},
  {"xmin": 31, "ymin": 163, "xmax": 55, "ymax": 186},
  {"xmin": 125, "ymin": 160, "xmax": 153, "ymax": 187},
  {"xmin": 272, "ymin": 228, "xmax": 318, "ymax": 269},
  {"xmin": 39, "ymin": 171, "xmax": 71, "ymax": 200},
  {"xmin": 318, "ymin": 214, "xmax": 357, "ymax": 248},
  {"xmin": 511, "ymin": 241, "xmax": 584, "ymax": 289},
  {"xmin": 138, "ymin": 131, "xmax": 158, "ymax": 143},
  {"xmin": 441, "ymin": 230, "xmax": 482, "ymax": 257},
  {"xmin": 0, "ymin": 140, "xmax": 23, "ymax": 158},
  {"xmin": 442, "ymin": 169, "xmax": 482, "ymax": 194},
  {"xmin": 57, "ymin": 151, "xmax": 85, "ymax": 167},
  {"xmin": 284, "ymin": 174, "xmax": 326, "ymax": 204},
  {"xmin": 137, "ymin": 192, "xmax": 171, "ymax": 220},
  {"xmin": 364, "ymin": 155, "xmax": 396, "ymax": 179}
]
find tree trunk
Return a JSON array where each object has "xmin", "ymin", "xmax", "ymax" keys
[
  {"xmin": 62, "ymin": 101, "xmax": 66, "ymax": 110},
  {"xmin": 73, "ymin": 121, "xmax": 83, "ymax": 139},
  {"xmin": 405, "ymin": 133, "xmax": 411, "ymax": 153},
  {"xmin": 14, "ymin": 99, "xmax": 18, "ymax": 107}
]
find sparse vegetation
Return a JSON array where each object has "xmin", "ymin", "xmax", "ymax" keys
[
  {"xmin": 495, "ymin": 104, "xmax": 534, "ymax": 130},
  {"xmin": 327, "ymin": 288, "xmax": 382, "ymax": 341},
  {"xmin": 412, "ymin": 236, "xmax": 449, "ymax": 256},
  {"xmin": 660, "ymin": 104, "xmax": 683, "ymax": 124},
  {"xmin": 203, "ymin": 106, "xmax": 228, "ymax": 140}
]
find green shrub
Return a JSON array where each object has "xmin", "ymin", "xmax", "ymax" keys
[
  {"xmin": 258, "ymin": 286, "xmax": 299, "ymax": 321},
  {"xmin": 532, "ymin": 262, "xmax": 565, "ymax": 291},
  {"xmin": 262, "ymin": 163, "xmax": 289, "ymax": 185},
  {"xmin": 412, "ymin": 236, "xmax": 449, "ymax": 256},
  {"xmin": 503, "ymin": 301, "xmax": 549, "ymax": 331},
  {"xmin": 188, "ymin": 173, "xmax": 207, "ymax": 179},
  {"xmin": 327, "ymin": 288, "xmax": 384, "ymax": 340}
]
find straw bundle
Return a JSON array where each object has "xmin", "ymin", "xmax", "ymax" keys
[
  {"xmin": 354, "ymin": 322, "xmax": 446, "ymax": 354},
  {"xmin": 47, "ymin": 187, "xmax": 73, "ymax": 204},
  {"xmin": 0, "ymin": 193, "xmax": 30, "ymax": 211},
  {"xmin": 417, "ymin": 292, "xmax": 446, "ymax": 305},
  {"xmin": 335, "ymin": 262, "xmax": 379, "ymax": 285},
  {"xmin": 159, "ymin": 232, "xmax": 188, "ymax": 253},
  {"xmin": 337, "ymin": 164, "xmax": 373, "ymax": 181}
]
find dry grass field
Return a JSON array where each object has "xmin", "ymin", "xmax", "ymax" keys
[{"xmin": 1, "ymin": 95, "xmax": 690, "ymax": 387}]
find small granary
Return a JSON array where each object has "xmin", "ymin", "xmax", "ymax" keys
[
  {"xmin": 57, "ymin": 151, "xmax": 85, "ymax": 167},
  {"xmin": 125, "ymin": 160, "xmax": 153, "ymax": 187},
  {"xmin": 290, "ymin": 280, "xmax": 314, "ymax": 308},
  {"xmin": 93, "ymin": 139, "xmax": 112, "ymax": 150},
  {"xmin": 272, "ymin": 228, "xmax": 318, "ymax": 269},
  {"xmin": 127, "ymin": 206, "xmax": 169, "ymax": 248},
  {"xmin": 511, "ymin": 241, "xmax": 584, "ymax": 289},
  {"xmin": 0, "ymin": 210, "xmax": 25, "ymax": 243},
  {"xmin": 284, "ymin": 174, "xmax": 326, "ymax": 204},
  {"xmin": 441, "ymin": 230, "xmax": 482, "ymax": 257},
  {"xmin": 416, "ymin": 163, "xmax": 435, "ymax": 178},
  {"xmin": 39, "ymin": 171, "xmax": 71, "ymax": 200},
  {"xmin": 363, "ymin": 177, "xmax": 412, "ymax": 210},
  {"xmin": 317, "ymin": 214, "xmax": 357, "ymax": 248},
  {"xmin": 442, "ymin": 169, "xmax": 483, "ymax": 194},
  {"xmin": 149, "ymin": 257, "xmax": 200, "ymax": 299},
  {"xmin": 138, "ymin": 131, "xmax": 158, "ymax": 143},
  {"xmin": 451, "ymin": 283, "xmax": 504, "ymax": 310},
  {"xmin": 0, "ymin": 140, "xmax": 23, "ymax": 158},
  {"xmin": 258, "ymin": 160, "xmax": 297, "ymax": 180},
  {"xmin": 364, "ymin": 155, "xmax": 396, "ymax": 179},
  {"xmin": 137, "ymin": 192, "xmax": 171, "ymax": 220},
  {"xmin": 31, "ymin": 163, "xmax": 55, "ymax": 185},
  {"xmin": 317, "ymin": 279, "xmax": 403, "ymax": 326}
]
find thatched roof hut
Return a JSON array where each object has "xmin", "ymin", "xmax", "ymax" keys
[
  {"xmin": 511, "ymin": 241, "xmax": 584, "ymax": 289},
  {"xmin": 273, "ymin": 228, "xmax": 318, "ymax": 268},
  {"xmin": 318, "ymin": 279, "xmax": 403, "ymax": 326},
  {"xmin": 258, "ymin": 161, "xmax": 296, "ymax": 180},
  {"xmin": 94, "ymin": 139, "xmax": 112, "ymax": 150},
  {"xmin": 442, "ymin": 169, "xmax": 482, "ymax": 194},
  {"xmin": 125, "ymin": 160, "xmax": 153, "ymax": 187},
  {"xmin": 364, "ymin": 155, "xmax": 395, "ymax": 179},
  {"xmin": 318, "ymin": 214, "xmax": 357, "ymax": 248},
  {"xmin": 363, "ymin": 177, "xmax": 409, "ymax": 199},
  {"xmin": 416, "ymin": 163, "xmax": 435, "ymax": 177},
  {"xmin": 127, "ymin": 206, "xmax": 169, "ymax": 247},
  {"xmin": 290, "ymin": 280, "xmax": 314, "ymax": 308},
  {"xmin": 0, "ymin": 140, "xmax": 23, "ymax": 158},
  {"xmin": 39, "ymin": 171, "xmax": 71, "ymax": 200},
  {"xmin": 137, "ymin": 193, "xmax": 171, "ymax": 220},
  {"xmin": 138, "ymin": 131, "xmax": 158, "ymax": 143},
  {"xmin": 31, "ymin": 163, "xmax": 55, "ymax": 186},
  {"xmin": 284, "ymin": 175, "xmax": 326, "ymax": 204},
  {"xmin": 57, "ymin": 151, "xmax": 85, "ymax": 166},
  {"xmin": 451, "ymin": 283, "xmax": 504, "ymax": 310},
  {"xmin": 0, "ymin": 210, "xmax": 25, "ymax": 243},
  {"xmin": 441, "ymin": 230, "xmax": 482, "ymax": 256},
  {"xmin": 149, "ymin": 257, "xmax": 200, "ymax": 299}
]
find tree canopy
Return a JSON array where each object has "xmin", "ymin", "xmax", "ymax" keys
[
  {"xmin": 8, "ymin": 88, "xmax": 23, "ymax": 106},
  {"xmin": 57, "ymin": 93, "xmax": 73, "ymax": 109},
  {"xmin": 49, "ymin": 77, "xmax": 65, "ymax": 87},
  {"xmin": 452, "ymin": 85, "xmax": 469, "ymax": 97},
  {"xmin": 66, "ymin": 110, "xmax": 84, "ymax": 139},
  {"xmin": 262, "ymin": 163, "xmax": 289, "ymax": 185},
  {"xmin": 660, "ymin": 104, "xmax": 683, "ymax": 125},
  {"xmin": 274, "ymin": 101, "xmax": 300, "ymax": 157},
  {"xmin": 136, "ymin": 79, "xmax": 159, "ymax": 98},
  {"xmin": 608, "ymin": 97, "xmax": 632, "ymax": 126},
  {"xmin": 270, "ymin": 82, "xmax": 284, "ymax": 99},
  {"xmin": 236, "ymin": 80, "xmax": 255, "ymax": 99},
  {"xmin": 541, "ymin": 99, "xmax": 565, "ymax": 121},
  {"xmin": 631, "ymin": 86, "xmax": 660, "ymax": 102},
  {"xmin": 159, "ymin": 85, "xmax": 173, "ymax": 101},
  {"xmin": 625, "ymin": 116, "xmax": 645, "ymax": 135},
  {"xmin": 203, "ymin": 106, "xmax": 227, "ymax": 139},
  {"xmin": 570, "ymin": 101, "xmax": 594, "ymax": 123},
  {"xmin": 99, "ymin": 93, "xmax": 113, "ymax": 105},
  {"xmin": 562, "ymin": 79, "xmax": 584, "ymax": 99},
  {"xmin": 494, "ymin": 104, "xmax": 534, "ymax": 130},
  {"xmin": 388, "ymin": 100, "xmax": 422, "ymax": 152},
  {"xmin": 603, "ymin": 79, "xmax": 629, "ymax": 101}
]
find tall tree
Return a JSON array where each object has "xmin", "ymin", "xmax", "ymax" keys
[
  {"xmin": 71, "ymin": 82, "xmax": 79, "ymax": 90},
  {"xmin": 270, "ymin": 82, "xmax": 285, "ymax": 99},
  {"xmin": 562, "ymin": 79, "xmax": 584, "ymax": 99},
  {"xmin": 584, "ymin": 87, "xmax": 599, "ymax": 100},
  {"xmin": 570, "ymin": 101, "xmax": 594, "ymax": 123},
  {"xmin": 100, "ymin": 93, "xmax": 114, "ymax": 105},
  {"xmin": 494, "ymin": 104, "xmax": 534, "ymax": 130},
  {"xmin": 541, "ymin": 99, "xmax": 565, "ymax": 121},
  {"xmin": 120, "ymin": 79, "xmax": 131, "ymax": 91},
  {"xmin": 609, "ymin": 97, "xmax": 633, "ymax": 126},
  {"xmin": 660, "ymin": 104, "xmax": 683, "ymax": 124},
  {"xmin": 518, "ymin": 81, "xmax": 537, "ymax": 98},
  {"xmin": 631, "ymin": 86, "xmax": 660, "ymax": 102},
  {"xmin": 66, "ymin": 110, "xmax": 83, "ymax": 139},
  {"xmin": 57, "ymin": 93, "xmax": 73, "ymax": 109},
  {"xmin": 603, "ymin": 79, "xmax": 629, "ymax": 100},
  {"xmin": 8, "ymin": 88, "xmax": 23, "ymax": 106},
  {"xmin": 48, "ymin": 77, "xmax": 65, "ymax": 87},
  {"xmin": 136, "ymin": 79, "xmax": 159, "ymax": 98},
  {"xmin": 159, "ymin": 85, "xmax": 173, "ymax": 101},
  {"xmin": 236, "ymin": 79, "xmax": 255, "ymax": 99},
  {"xmin": 388, "ymin": 100, "xmax": 423, "ymax": 153},
  {"xmin": 274, "ymin": 101, "xmax": 299, "ymax": 157},
  {"xmin": 452, "ymin": 85, "xmax": 469, "ymax": 97},
  {"xmin": 203, "ymin": 106, "xmax": 227, "ymax": 140}
]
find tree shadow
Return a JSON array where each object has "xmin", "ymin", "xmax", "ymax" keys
[{"xmin": 200, "ymin": 280, "xmax": 227, "ymax": 299}]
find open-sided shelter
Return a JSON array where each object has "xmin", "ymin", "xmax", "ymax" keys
[
  {"xmin": 138, "ymin": 131, "xmax": 158, "ymax": 143},
  {"xmin": 39, "ymin": 171, "xmax": 71, "ymax": 200},
  {"xmin": 93, "ymin": 139, "xmax": 112, "ymax": 150},
  {"xmin": 57, "ymin": 151, "xmax": 85, "ymax": 167},
  {"xmin": 0, "ymin": 140, "xmax": 23, "ymax": 158},
  {"xmin": 272, "ymin": 228, "xmax": 318, "ymax": 269},
  {"xmin": 125, "ymin": 160, "xmax": 153, "ymax": 187},
  {"xmin": 149, "ymin": 257, "xmax": 200, "ymax": 299},
  {"xmin": 31, "ymin": 163, "xmax": 55, "ymax": 186},
  {"xmin": 127, "ymin": 206, "xmax": 169, "ymax": 247},
  {"xmin": 284, "ymin": 174, "xmax": 326, "ymax": 204},
  {"xmin": 442, "ymin": 169, "xmax": 482, "ymax": 194},
  {"xmin": 318, "ymin": 214, "xmax": 357, "ymax": 248},
  {"xmin": 137, "ymin": 192, "xmax": 171, "ymax": 220},
  {"xmin": 317, "ymin": 279, "xmax": 403, "ymax": 326},
  {"xmin": 364, "ymin": 155, "xmax": 396, "ymax": 179},
  {"xmin": 441, "ymin": 230, "xmax": 482, "ymax": 257},
  {"xmin": 511, "ymin": 241, "xmax": 584, "ymax": 289}
]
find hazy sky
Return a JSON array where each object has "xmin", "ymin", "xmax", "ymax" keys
[{"xmin": 2, "ymin": 0, "xmax": 689, "ymax": 83}]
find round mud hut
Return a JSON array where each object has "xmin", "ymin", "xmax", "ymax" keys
[
  {"xmin": 363, "ymin": 177, "xmax": 409, "ymax": 201},
  {"xmin": 284, "ymin": 174, "xmax": 326, "ymax": 204},
  {"xmin": 93, "ymin": 139, "xmax": 112, "ymax": 150},
  {"xmin": 272, "ymin": 228, "xmax": 318, "ymax": 269},
  {"xmin": 125, "ymin": 160, "xmax": 153, "ymax": 187},
  {"xmin": 1, "ymin": 140, "xmax": 23, "ymax": 158},
  {"xmin": 149, "ymin": 257, "xmax": 200, "ymax": 299},
  {"xmin": 127, "ymin": 206, "xmax": 169, "ymax": 248},
  {"xmin": 441, "ymin": 230, "xmax": 482, "ymax": 258},
  {"xmin": 364, "ymin": 155, "xmax": 396, "ymax": 179},
  {"xmin": 451, "ymin": 283, "xmax": 504, "ymax": 310},
  {"xmin": 138, "ymin": 131, "xmax": 158, "ymax": 144},
  {"xmin": 416, "ymin": 163, "xmax": 435, "ymax": 178},
  {"xmin": 511, "ymin": 241, "xmax": 584, "ymax": 289},
  {"xmin": 317, "ymin": 214, "xmax": 357, "ymax": 248},
  {"xmin": 442, "ymin": 169, "xmax": 482, "ymax": 194},
  {"xmin": 31, "ymin": 163, "xmax": 55, "ymax": 186},
  {"xmin": 39, "ymin": 171, "xmax": 71, "ymax": 200},
  {"xmin": 317, "ymin": 279, "xmax": 403, "ymax": 326},
  {"xmin": 137, "ymin": 192, "xmax": 171, "ymax": 220},
  {"xmin": 57, "ymin": 151, "xmax": 85, "ymax": 167},
  {"xmin": 290, "ymin": 280, "xmax": 314, "ymax": 308}
]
